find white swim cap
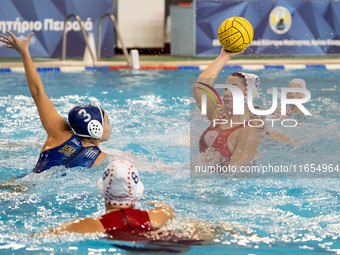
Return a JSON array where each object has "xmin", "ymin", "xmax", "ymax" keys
[
  {"xmin": 98, "ymin": 160, "xmax": 144, "ymax": 206},
  {"xmin": 240, "ymin": 72, "xmax": 260, "ymax": 104},
  {"xmin": 288, "ymin": 78, "xmax": 306, "ymax": 89}
]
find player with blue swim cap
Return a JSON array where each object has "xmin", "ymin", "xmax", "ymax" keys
[
  {"xmin": 32, "ymin": 103, "xmax": 111, "ymax": 173},
  {"xmin": 68, "ymin": 104, "xmax": 105, "ymax": 139},
  {"xmin": 0, "ymin": 31, "xmax": 111, "ymax": 176}
]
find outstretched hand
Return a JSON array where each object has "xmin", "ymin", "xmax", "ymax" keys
[{"xmin": 0, "ymin": 31, "xmax": 34, "ymax": 56}]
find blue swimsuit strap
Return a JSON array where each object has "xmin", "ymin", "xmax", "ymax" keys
[{"xmin": 63, "ymin": 146, "xmax": 86, "ymax": 166}]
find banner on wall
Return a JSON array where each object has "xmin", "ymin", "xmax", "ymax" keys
[
  {"xmin": 0, "ymin": 0, "xmax": 114, "ymax": 58},
  {"xmin": 196, "ymin": 0, "xmax": 340, "ymax": 56}
]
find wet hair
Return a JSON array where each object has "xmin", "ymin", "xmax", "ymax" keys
[
  {"xmin": 231, "ymin": 72, "xmax": 246, "ymax": 86},
  {"xmin": 225, "ymin": 72, "xmax": 246, "ymax": 91},
  {"xmin": 230, "ymin": 72, "xmax": 245, "ymax": 79}
]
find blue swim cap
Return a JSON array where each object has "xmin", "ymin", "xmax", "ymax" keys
[{"xmin": 68, "ymin": 104, "xmax": 104, "ymax": 139}]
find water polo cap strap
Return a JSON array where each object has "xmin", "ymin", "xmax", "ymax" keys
[
  {"xmin": 239, "ymin": 72, "xmax": 260, "ymax": 104},
  {"xmin": 217, "ymin": 103, "xmax": 223, "ymax": 113},
  {"xmin": 72, "ymin": 131, "xmax": 92, "ymax": 139}
]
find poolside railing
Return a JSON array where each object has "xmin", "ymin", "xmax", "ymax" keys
[
  {"xmin": 97, "ymin": 13, "xmax": 130, "ymax": 65},
  {"xmin": 61, "ymin": 14, "xmax": 96, "ymax": 63}
]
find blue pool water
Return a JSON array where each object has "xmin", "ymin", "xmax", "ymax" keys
[{"xmin": 0, "ymin": 68, "xmax": 339, "ymax": 254}]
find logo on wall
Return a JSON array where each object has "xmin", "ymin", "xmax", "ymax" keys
[{"xmin": 269, "ymin": 6, "xmax": 292, "ymax": 34}]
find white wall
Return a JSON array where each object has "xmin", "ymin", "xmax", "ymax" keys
[{"xmin": 117, "ymin": 0, "xmax": 165, "ymax": 48}]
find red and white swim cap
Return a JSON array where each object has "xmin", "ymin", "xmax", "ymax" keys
[
  {"xmin": 288, "ymin": 78, "xmax": 306, "ymax": 89},
  {"xmin": 239, "ymin": 72, "xmax": 260, "ymax": 104},
  {"xmin": 98, "ymin": 160, "xmax": 144, "ymax": 207}
]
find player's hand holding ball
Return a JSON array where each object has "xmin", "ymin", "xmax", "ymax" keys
[{"xmin": 218, "ymin": 17, "xmax": 254, "ymax": 53}]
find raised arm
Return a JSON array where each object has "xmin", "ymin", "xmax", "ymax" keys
[
  {"xmin": 0, "ymin": 31, "xmax": 70, "ymax": 138},
  {"xmin": 193, "ymin": 49, "xmax": 242, "ymax": 121}
]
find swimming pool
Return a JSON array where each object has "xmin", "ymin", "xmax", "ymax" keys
[{"xmin": 0, "ymin": 68, "xmax": 339, "ymax": 254}]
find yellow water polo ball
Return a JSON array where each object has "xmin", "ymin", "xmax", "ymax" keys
[{"xmin": 218, "ymin": 17, "xmax": 254, "ymax": 53}]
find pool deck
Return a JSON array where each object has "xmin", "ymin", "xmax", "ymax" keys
[{"xmin": 1, "ymin": 54, "xmax": 340, "ymax": 68}]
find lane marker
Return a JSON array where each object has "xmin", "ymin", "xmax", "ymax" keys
[{"xmin": 1, "ymin": 64, "xmax": 340, "ymax": 72}]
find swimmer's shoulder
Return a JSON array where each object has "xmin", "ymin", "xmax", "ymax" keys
[
  {"xmin": 227, "ymin": 125, "xmax": 257, "ymax": 150},
  {"xmin": 41, "ymin": 131, "xmax": 74, "ymax": 152},
  {"xmin": 268, "ymin": 131, "xmax": 290, "ymax": 142},
  {"xmin": 147, "ymin": 203, "xmax": 175, "ymax": 228},
  {"xmin": 239, "ymin": 125, "xmax": 258, "ymax": 144},
  {"xmin": 233, "ymin": 125, "xmax": 258, "ymax": 137},
  {"xmin": 93, "ymin": 151, "xmax": 108, "ymax": 167}
]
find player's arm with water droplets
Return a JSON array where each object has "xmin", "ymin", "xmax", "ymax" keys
[
  {"xmin": 0, "ymin": 31, "xmax": 70, "ymax": 139},
  {"xmin": 193, "ymin": 48, "xmax": 243, "ymax": 121}
]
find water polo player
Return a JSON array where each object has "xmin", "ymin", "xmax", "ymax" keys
[
  {"xmin": 0, "ymin": 31, "xmax": 110, "ymax": 173},
  {"xmin": 285, "ymin": 78, "xmax": 308, "ymax": 117},
  {"xmin": 250, "ymin": 105, "xmax": 290, "ymax": 143},
  {"xmin": 272, "ymin": 78, "xmax": 308, "ymax": 119},
  {"xmin": 36, "ymin": 160, "xmax": 174, "ymax": 238},
  {"xmin": 193, "ymin": 48, "xmax": 258, "ymax": 166}
]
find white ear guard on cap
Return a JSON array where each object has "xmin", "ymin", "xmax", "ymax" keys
[{"xmin": 88, "ymin": 119, "xmax": 103, "ymax": 139}]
